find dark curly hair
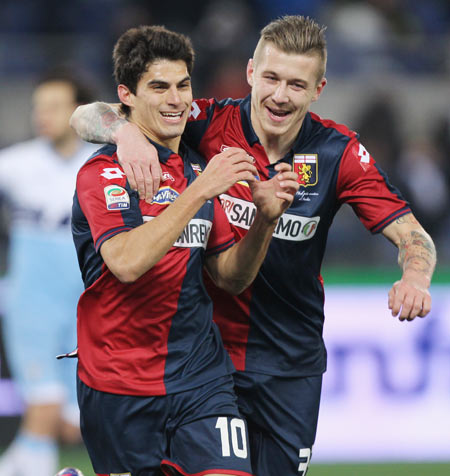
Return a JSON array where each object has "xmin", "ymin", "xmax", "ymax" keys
[{"xmin": 113, "ymin": 25, "xmax": 194, "ymax": 114}]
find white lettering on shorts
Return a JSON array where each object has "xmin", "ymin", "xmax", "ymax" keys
[{"xmin": 298, "ymin": 448, "xmax": 311, "ymax": 475}]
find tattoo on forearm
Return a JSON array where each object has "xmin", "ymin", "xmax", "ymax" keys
[
  {"xmin": 398, "ymin": 230, "xmax": 436, "ymax": 276},
  {"xmin": 81, "ymin": 103, "xmax": 126, "ymax": 144}
]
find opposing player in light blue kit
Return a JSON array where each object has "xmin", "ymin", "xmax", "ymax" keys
[{"xmin": 0, "ymin": 71, "xmax": 98, "ymax": 476}]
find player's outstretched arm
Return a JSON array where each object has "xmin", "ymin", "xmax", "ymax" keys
[
  {"xmin": 206, "ymin": 162, "xmax": 298, "ymax": 295},
  {"xmin": 382, "ymin": 213, "xmax": 436, "ymax": 321},
  {"xmin": 100, "ymin": 148, "xmax": 257, "ymax": 283},
  {"xmin": 70, "ymin": 102, "xmax": 160, "ymax": 201}
]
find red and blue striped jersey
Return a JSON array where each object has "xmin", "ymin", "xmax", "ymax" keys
[
  {"xmin": 185, "ymin": 95, "xmax": 410, "ymax": 377},
  {"xmin": 72, "ymin": 141, "xmax": 235, "ymax": 395}
]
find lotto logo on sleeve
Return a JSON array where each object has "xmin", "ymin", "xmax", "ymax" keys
[
  {"xmin": 104, "ymin": 185, "xmax": 130, "ymax": 210},
  {"xmin": 101, "ymin": 167, "xmax": 126, "ymax": 180},
  {"xmin": 188, "ymin": 99, "xmax": 209, "ymax": 121}
]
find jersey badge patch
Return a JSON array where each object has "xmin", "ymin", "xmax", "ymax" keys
[
  {"xmin": 191, "ymin": 163, "xmax": 202, "ymax": 176},
  {"xmin": 294, "ymin": 154, "xmax": 318, "ymax": 187},
  {"xmin": 104, "ymin": 185, "xmax": 130, "ymax": 210},
  {"xmin": 152, "ymin": 186, "xmax": 180, "ymax": 204}
]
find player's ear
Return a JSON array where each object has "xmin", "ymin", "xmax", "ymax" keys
[
  {"xmin": 246, "ymin": 58, "xmax": 254, "ymax": 88},
  {"xmin": 117, "ymin": 84, "xmax": 134, "ymax": 108},
  {"xmin": 312, "ymin": 77, "xmax": 327, "ymax": 103}
]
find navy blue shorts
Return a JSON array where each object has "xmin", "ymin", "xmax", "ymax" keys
[
  {"xmin": 77, "ymin": 374, "xmax": 253, "ymax": 476},
  {"xmin": 233, "ymin": 371, "xmax": 322, "ymax": 476}
]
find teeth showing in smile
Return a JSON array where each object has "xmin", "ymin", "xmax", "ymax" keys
[
  {"xmin": 268, "ymin": 107, "xmax": 289, "ymax": 117},
  {"xmin": 161, "ymin": 112, "xmax": 183, "ymax": 117}
]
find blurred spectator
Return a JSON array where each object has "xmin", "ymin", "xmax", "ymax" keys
[
  {"xmin": 396, "ymin": 137, "xmax": 449, "ymax": 238},
  {"xmin": 0, "ymin": 68, "xmax": 98, "ymax": 476},
  {"xmin": 322, "ymin": 0, "xmax": 446, "ymax": 75},
  {"xmin": 433, "ymin": 108, "xmax": 450, "ymax": 187},
  {"xmin": 354, "ymin": 91, "xmax": 403, "ymax": 181},
  {"xmin": 192, "ymin": 0, "xmax": 258, "ymax": 94}
]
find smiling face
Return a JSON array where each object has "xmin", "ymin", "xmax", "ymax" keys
[
  {"xmin": 247, "ymin": 41, "xmax": 326, "ymax": 150},
  {"xmin": 118, "ymin": 59, "xmax": 192, "ymax": 152}
]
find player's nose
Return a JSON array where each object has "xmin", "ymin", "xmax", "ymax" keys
[{"xmin": 272, "ymin": 82, "xmax": 289, "ymax": 103}]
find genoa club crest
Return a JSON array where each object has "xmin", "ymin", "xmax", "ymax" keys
[{"xmin": 293, "ymin": 154, "xmax": 318, "ymax": 187}]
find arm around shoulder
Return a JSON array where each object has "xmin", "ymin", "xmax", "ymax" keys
[
  {"xmin": 70, "ymin": 102, "xmax": 125, "ymax": 144},
  {"xmin": 70, "ymin": 101, "xmax": 161, "ymax": 201}
]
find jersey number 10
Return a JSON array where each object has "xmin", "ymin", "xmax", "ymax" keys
[{"xmin": 215, "ymin": 417, "xmax": 248, "ymax": 459}]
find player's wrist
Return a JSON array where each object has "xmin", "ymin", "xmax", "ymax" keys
[
  {"xmin": 401, "ymin": 269, "xmax": 431, "ymax": 289},
  {"xmin": 184, "ymin": 178, "xmax": 211, "ymax": 206},
  {"xmin": 253, "ymin": 210, "xmax": 279, "ymax": 228}
]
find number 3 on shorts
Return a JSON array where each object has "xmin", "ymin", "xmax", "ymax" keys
[
  {"xmin": 215, "ymin": 417, "xmax": 248, "ymax": 458},
  {"xmin": 298, "ymin": 448, "xmax": 311, "ymax": 475}
]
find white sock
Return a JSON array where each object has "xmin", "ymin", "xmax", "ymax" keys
[{"xmin": 0, "ymin": 431, "xmax": 58, "ymax": 476}]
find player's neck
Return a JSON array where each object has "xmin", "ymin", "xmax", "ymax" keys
[
  {"xmin": 258, "ymin": 130, "xmax": 298, "ymax": 165},
  {"xmin": 250, "ymin": 107, "xmax": 301, "ymax": 164},
  {"xmin": 131, "ymin": 118, "xmax": 181, "ymax": 154}
]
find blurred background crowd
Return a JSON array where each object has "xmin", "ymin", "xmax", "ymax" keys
[{"xmin": 0, "ymin": 0, "xmax": 449, "ymax": 269}]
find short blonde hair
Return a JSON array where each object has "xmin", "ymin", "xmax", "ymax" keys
[{"xmin": 255, "ymin": 15, "xmax": 327, "ymax": 81}]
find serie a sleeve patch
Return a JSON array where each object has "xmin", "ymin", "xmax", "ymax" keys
[{"xmin": 104, "ymin": 185, "xmax": 130, "ymax": 210}]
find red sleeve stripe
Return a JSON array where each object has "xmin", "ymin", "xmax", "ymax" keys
[
  {"xmin": 370, "ymin": 207, "xmax": 411, "ymax": 234},
  {"xmin": 205, "ymin": 237, "xmax": 235, "ymax": 256},
  {"xmin": 95, "ymin": 226, "xmax": 133, "ymax": 251}
]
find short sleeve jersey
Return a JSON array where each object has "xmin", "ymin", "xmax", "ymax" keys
[
  {"xmin": 72, "ymin": 140, "xmax": 236, "ymax": 396},
  {"xmin": 184, "ymin": 95, "xmax": 410, "ymax": 377}
]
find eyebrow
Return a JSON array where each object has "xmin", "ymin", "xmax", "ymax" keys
[
  {"xmin": 264, "ymin": 70, "xmax": 309, "ymax": 86},
  {"xmin": 147, "ymin": 75, "xmax": 191, "ymax": 87}
]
